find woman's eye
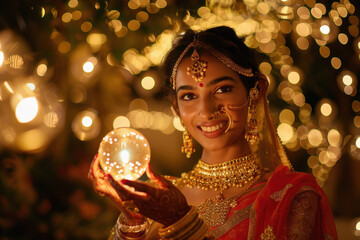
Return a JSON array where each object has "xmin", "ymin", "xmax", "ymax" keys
[
  {"xmin": 180, "ymin": 93, "xmax": 196, "ymax": 101},
  {"xmin": 215, "ymin": 85, "xmax": 233, "ymax": 94}
]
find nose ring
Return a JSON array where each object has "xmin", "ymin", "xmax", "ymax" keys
[{"xmin": 210, "ymin": 106, "xmax": 232, "ymax": 133}]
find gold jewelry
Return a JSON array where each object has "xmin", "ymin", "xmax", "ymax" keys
[
  {"xmin": 170, "ymin": 37, "xmax": 254, "ymax": 90},
  {"xmin": 180, "ymin": 153, "xmax": 261, "ymax": 192},
  {"xmin": 114, "ymin": 214, "xmax": 150, "ymax": 240},
  {"xmin": 181, "ymin": 129, "xmax": 195, "ymax": 158},
  {"xmin": 210, "ymin": 106, "xmax": 232, "ymax": 133},
  {"xmin": 187, "ymin": 48, "xmax": 208, "ymax": 82},
  {"xmin": 245, "ymin": 82, "xmax": 260, "ymax": 145},
  {"xmin": 158, "ymin": 206, "xmax": 209, "ymax": 240},
  {"xmin": 197, "ymin": 175, "xmax": 261, "ymax": 227},
  {"xmin": 227, "ymin": 99, "xmax": 249, "ymax": 111},
  {"xmin": 96, "ymin": 190, "xmax": 105, "ymax": 197}
]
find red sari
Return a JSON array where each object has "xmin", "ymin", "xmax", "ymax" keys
[{"xmin": 209, "ymin": 165, "xmax": 338, "ymax": 240}]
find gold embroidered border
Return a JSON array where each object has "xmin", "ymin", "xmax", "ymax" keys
[
  {"xmin": 209, "ymin": 183, "xmax": 266, "ymax": 239},
  {"xmin": 269, "ymin": 184, "xmax": 293, "ymax": 202},
  {"xmin": 210, "ymin": 204, "xmax": 252, "ymax": 239}
]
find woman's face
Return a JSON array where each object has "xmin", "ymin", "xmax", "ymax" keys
[{"xmin": 175, "ymin": 51, "xmax": 249, "ymax": 152}]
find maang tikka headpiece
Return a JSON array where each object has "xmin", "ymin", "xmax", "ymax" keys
[{"xmin": 170, "ymin": 33, "xmax": 255, "ymax": 90}]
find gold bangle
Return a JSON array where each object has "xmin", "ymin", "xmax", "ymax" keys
[
  {"xmin": 158, "ymin": 207, "xmax": 197, "ymax": 237},
  {"xmin": 188, "ymin": 219, "xmax": 209, "ymax": 240},
  {"xmin": 165, "ymin": 213, "xmax": 200, "ymax": 239}
]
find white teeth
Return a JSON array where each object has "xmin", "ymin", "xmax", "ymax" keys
[{"xmin": 201, "ymin": 123, "xmax": 224, "ymax": 132}]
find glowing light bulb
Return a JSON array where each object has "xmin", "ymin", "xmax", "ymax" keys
[
  {"xmin": 83, "ymin": 61, "xmax": 94, "ymax": 73},
  {"xmin": 98, "ymin": 128, "xmax": 150, "ymax": 180},
  {"xmin": 320, "ymin": 25, "xmax": 330, "ymax": 34},
  {"xmin": 15, "ymin": 97, "xmax": 39, "ymax": 123},
  {"xmin": 82, "ymin": 116, "xmax": 93, "ymax": 127}
]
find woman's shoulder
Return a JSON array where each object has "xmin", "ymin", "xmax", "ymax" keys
[{"xmin": 256, "ymin": 165, "xmax": 325, "ymax": 204}]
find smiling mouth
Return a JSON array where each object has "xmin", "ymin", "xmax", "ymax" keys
[{"xmin": 199, "ymin": 122, "xmax": 226, "ymax": 133}]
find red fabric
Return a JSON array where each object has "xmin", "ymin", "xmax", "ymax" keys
[{"xmin": 214, "ymin": 165, "xmax": 338, "ymax": 239}]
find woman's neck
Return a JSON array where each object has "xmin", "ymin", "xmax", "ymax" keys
[{"xmin": 200, "ymin": 136, "xmax": 252, "ymax": 165}]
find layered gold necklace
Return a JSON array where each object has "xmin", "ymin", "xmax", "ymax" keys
[{"xmin": 179, "ymin": 153, "xmax": 262, "ymax": 227}]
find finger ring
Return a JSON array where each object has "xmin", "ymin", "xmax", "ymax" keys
[{"xmin": 96, "ymin": 190, "xmax": 105, "ymax": 197}]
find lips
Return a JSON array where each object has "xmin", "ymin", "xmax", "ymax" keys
[
  {"xmin": 198, "ymin": 121, "xmax": 228, "ymax": 137},
  {"xmin": 200, "ymin": 123, "xmax": 225, "ymax": 132}
]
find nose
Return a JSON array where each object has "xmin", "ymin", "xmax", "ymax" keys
[{"xmin": 197, "ymin": 95, "xmax": 217, "ymax": 120}]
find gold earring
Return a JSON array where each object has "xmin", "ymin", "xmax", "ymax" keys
[
  {"xmin": 245, "ymin": 82, "xmax": 260, "ymax": 145},
  {"xmin": 181, "ymin": 130, "xmax": 195, "ymax": 158}
]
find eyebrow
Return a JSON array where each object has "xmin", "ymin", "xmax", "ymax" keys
[{"xmin": 176, "ymin": 76, "xmax": 236, "ymax": 94}]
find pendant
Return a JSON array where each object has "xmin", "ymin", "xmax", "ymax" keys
[{"xmin": 198, "ymin": 192, "xmax": 231, "ymax": 227}]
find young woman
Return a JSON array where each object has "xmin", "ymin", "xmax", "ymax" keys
[{"xmin": 88, "ymin": 26, "xmax": 338, "ymax": 240}]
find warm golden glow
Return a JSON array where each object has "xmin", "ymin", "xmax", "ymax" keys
[
  {"xmin": 338, "ymin": 33, "xmax": 348, "ymax": 45},
  {"xmin": 279, "ymin": 109, "xmax": 295, "ymax": 125},
  {"xmin": 4, "ymin": 81, "xmax": 14, "ymax": 94},
  {"xmin": 288, "ymin": 71, "xmax": 300, "ymax": 84},
  {"xmin": 141, "ymin": 76, "xmax": 155, "ymax": 90},
  {"xmin": 296, "ymin": 37, "xmax": 309, "ymax": 50},
  {"xmin": 87, "ymin": 33, "xmax": 107, "ymax": 51},
  {"xmin": 136, "ymin": 11, "xmax": 149, "ymax": 22},
  {"xmin": 58, "ymin": 41, "xmax": 71, "ymax": 54},
  {"xmin": 331, "ymin": 57, "xmax": 341, "ymax": 69},
  {"xmin": 62, "ymin": 12, "xmax": 72, "ymax": 23},
  {"xmin": 352, "ymin": 101, "xmax": 360, "ymax": 112},
  {"xmin": 311, "ymin": 7, "xmax": 322, "ymax": 19},
  {"xmin": 82, "ymin": 116, "xmax": 93, "ymax": 128},
  {"xmin": 72, "ymin": 10, "xmax": 82, "ymax": 20},
  {"xmin": 296, "ymin": 23, "xmax": 311, "ymax": 37},
  {"xmin": 327, "ymin": 129, "xmax": 341, "ymax": 147},
  {"xmin": 344, "ymin": 86, "xmax": 353, "ymax": 95},
  {"xmin": 259, "ymin": 62, "xmax": 272, "ymax": 74},
  {"xmin": 81, "ymin": 22, "xmax": 92, "ymax": 32},
  {"xmin": 18, "ymin": 129, "xmax": 46, "ymax": 152},
  {"xmin": 173, "ymin": 116, "xmax": 185, "ymax": 131},
  {"xmin": 41, "ymin": 7, "xmax": 45, "ymax": 17},
  {"xmin": 128, "ymin": 20, "xmax": 140, "ymax": 31},
  {"xmin": 356, "ymin": 136, "xmax": 360, "ymax": 149},
  {"xmin": 342, "ymin": 74, "xmax": 353, "ymax": 86},
  {"xmin": 68, "ymin": 0, "xmax": 78, "ymax": 8},
  {"xmin": 26, "ymin": 83, "xmax": 36, "ymax": 91},
  {"xmin": 0, "ymin": 51, "xmax": 4, "ymax": 67},
  {"xmin": 113, "ymin": 116, "xmax": 131, "ymax": 129},
  {"xmin": 320, "ymin": 103, "xmax": 332, "ymax": 116},
  {"xmin": 83, "ymin": 61, "xmax": 94, "ymax": 73},
  {"xmin": 320, "ymin": 24, "xmax": 330, "ymax": 34},
  {"xmin": 354, "ymin": 116, "xmax": 360, "ymax": 128},
  {"xmin": 15, "ymin": 97, "xmax": 39, "ymax": 123},
  {"xmin": 319, "ymin": 46, "xmax": 330, "ymax": 58},
  {"xmin": 308, "ymin": 129, "xmax": 323, "ymax": 147},
  {"xmin": 36, "ymin": 63, "xmax": 48, "ymax": 77},
  {"xmin": 277, "ymin": 123, "xmax": 294, "ymax": 144}
]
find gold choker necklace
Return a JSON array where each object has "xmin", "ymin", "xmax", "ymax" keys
[{"xmin": 180, "ymin": 153, "xmax": 261, "ymax": 192}]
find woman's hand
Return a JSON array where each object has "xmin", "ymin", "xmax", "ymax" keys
[
  {"xmin": 88, "ymin": 154, "xmax": 144, "ymax": 224},
  {"xmin": 107, "ymin": 165, "xmax": 191, "ymax": 227}
]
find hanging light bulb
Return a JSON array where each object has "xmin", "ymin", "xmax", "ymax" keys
[{"xmin": 98, "ymin": 127, "xmax": 151, "ymax": 181}]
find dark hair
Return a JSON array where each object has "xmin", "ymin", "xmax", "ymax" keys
[{"xmin": 162, "ymin": 26, "xmax": 262, "ymax": 103}]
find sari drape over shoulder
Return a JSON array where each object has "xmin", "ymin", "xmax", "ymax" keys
[{"xmin": 209, "ymin": 165, "xmax": 338, "ymax": 240}]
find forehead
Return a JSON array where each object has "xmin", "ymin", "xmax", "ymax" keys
[{"xmin": 175, "ymin": 50, "xmax": 241, "ymax": 86}]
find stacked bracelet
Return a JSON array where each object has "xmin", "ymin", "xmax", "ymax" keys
[
  {"xmin": 158, "ymin": 206, "xmax": 209, "ymax": 240},
  {"xmin": 113, "ymin": 214, "xmax": 150, "ymax": 240}
]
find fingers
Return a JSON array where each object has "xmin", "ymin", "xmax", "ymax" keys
[
  {"xmin": 88, "ymin": 153, "xmax": 100, "ymax": 179},
  {"xmin": 107, "ymin": 175, "xmax": 149, "ymax": 201},
  {"xmin": 146, "ymin": 164, "xmax": 172, "ymax": 189}
]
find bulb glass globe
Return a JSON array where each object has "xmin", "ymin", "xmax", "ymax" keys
[{"xmin": 98, "ymin": 128, "xmax": 150, "ymax": 180}]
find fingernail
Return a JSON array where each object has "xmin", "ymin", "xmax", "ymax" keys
[{"xmin": 121, "ymin": 179, "xmax": 128, "ymax": 184}]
